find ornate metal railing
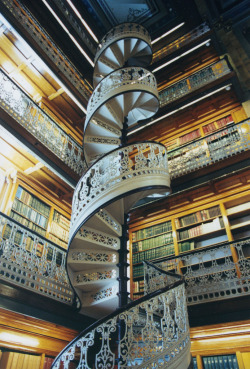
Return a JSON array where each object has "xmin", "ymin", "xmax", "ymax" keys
[
  {"xmin": 168, "ymin": 119, "xmax": 250, "ymax": 179},
  {"xmin": 70, "ymin": 142, "xmax": 170, "ymax": 241},
  {"xmin": 0, "ymin": 212, "xmax": 76, "ymax": 306},
  {"xmin": 0, "ymin": 0, "xmax": 92, "ymax": 100},
  {"xmin": 159, "ymin": 58, "xmax": 232, "ymax": 107},
  {"xmin": 86, "ymin": 67, "xmax": 158, "ymax": 124},
  {"xmin": 152, "ymin": 23, "xmax": 211, "ymax": 63},
  {"xmin": 95, "ymin": 23, "xmax": 151, "ymax": 63},
  {"xmin": 52, "ymin": 264, "xmax": 190, "ymax": 369},
  {"xmin": 0, "ymin": 69, "xmax": 86, "ymax": 175},
  {"xmin": 155, "ymin": 237, "xmax": 250, "ymax": 304}
]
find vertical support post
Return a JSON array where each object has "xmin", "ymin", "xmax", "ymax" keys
[
  {"xmin": 117, "ymin": 213, "xmax": 129, "ymax": 308},
  {"xmin": 120, "ymin": 118, "xmax": 128, "ymax": 146}
]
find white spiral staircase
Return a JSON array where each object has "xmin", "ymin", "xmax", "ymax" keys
[
  {"xmin": 67, "ymin": 23, "xmax": 171, "ymax": 319},
  {"xmin": 53, "ymin": 23, "xmax": 190, "ymax": 369}
]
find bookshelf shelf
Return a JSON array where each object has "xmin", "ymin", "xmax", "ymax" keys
[
  {"xmin": 132, "ymin": 229, "xmax": 172, "ymax": 243},
  {"xmin": 11, "ymin": 209, "xmax": 47, "ymax": 230},
  {"xmin": 178, "ymin": 226, "xmax": 225, "ymax": 243},
  {"xmin": 175, "ymin": 215, "xmax": 223, "ymax": 231},
  {"xmin": 48, "ymin": 209, "xmax": 70, "ymax": 249}
]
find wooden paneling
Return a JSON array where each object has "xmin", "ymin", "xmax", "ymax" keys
[{"xmin": 0, "ymin": 308, "xmax": 79, "ymax": 356}]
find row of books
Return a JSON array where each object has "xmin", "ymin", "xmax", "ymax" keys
[
  {"xmin": 175, "ymin": 205, "xmax": 221, "ymax": 228},
  {"xmin": 48, "ymin": 233, "xmax": 68, "ymax": 249},
  {"xmin": 10, "ymin": 210, "xmax": 46, "ymax": 237},
  {"xmin": 132, "ymin": 232, "xmax": 173, "ymax": 252},
  {"xmin": 132, "ymin": 280, "xmax": 144, "ymax": 293},
  {"xmin": 203, "ymin": 355, "xmax": 238, "ymax": 369},
  {"xmin": 179, "ymin": 128, "xmax": 201, "ymax": 145},
  {"xmin": 203, "ymin": 115, "xmax": 233, "ymax": 135},
  {"xmin": 12, "ymin": 199, "xmax": 48, "ymax": 228},
  {"xmin": 179, "ymin": 241, "xmax": 195, "ymax": 252},
  {"xmin": 53, "ymin": 210, "xmax": 71, "ymax": 230},
  {"xmin": 132, "ymin": 244, "xmax": 175, "ymax": 264},
  {"xmin": 50, "ymin": 221, "xmax": 69, "ymax": 242},
  {"xmin": 177, "ymin": 217, "xmax": 224, "ymax": 240},
  {"xmin": 16, "ymin": 186, "xmax": 50, "ymax": 217},
  {"xmin": 133, "ymin": 264, "xmax": 144, "ymax": 278},
  {"xmin": 132, "ymin": 221, "xmax": 172, "ymax": 241}
]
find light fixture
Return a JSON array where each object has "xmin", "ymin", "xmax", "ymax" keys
[
  {"xmin": 128, "ymin": 84, "xmax": 232, "ymax": 135},
  {"xmin": 152, "ymin": 39, "xmax": 211, "ymax": 73},
  {"xmin": 152, "ymin": 22, "xmax": 185, "ymax": 44},
  {"xmin": 41, "ymin": 0, "xmax": 95, "ymax": 67},
  {"xmin": 65, "ymin": 0, "xmax": 99, "ymax": 43}
]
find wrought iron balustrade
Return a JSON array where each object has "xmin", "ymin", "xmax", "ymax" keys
[
  {"xmin": 70, "ymin": 141, "xmax": 170, "ymax": 242},
  {"xmin": 0, "ymin": 69, "xmax": 86, "ymax": 176},
  {"xmin": 167, "ymin": 119, "xmax": 250, "ymax": 179},
  {"xmin": 159, "ymin": 58, "xmax": 232, "ymax": 107},
  {"xmin": 0, "ymin": 212, "xmax": 76, "ymax": 306},
  {"xmin": 52, "ymin": 263, "xmax": 190, "ymax": 369},
  {"xmin": 152, "ymin": 23, "xmax": 210, "ymax": 63},
  {"xmin": 155, "ymin": 237, "xmax": 250, "ymax": 304}
]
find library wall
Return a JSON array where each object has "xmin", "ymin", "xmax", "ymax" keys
[
  {"xmin": 129, "ymin": 169, "xmax": 250, "ymax": 298},
  {"xmin": 0, "ymin": 308, "xmax": 79, "ymax": 358},
  {"xmin": 129, "ymin": 89, "xmax": 247, "ymax": 148},
  {"xmin": 2, "ymin": 172, "xmax": 72, "ymax": 249},
  {"xmin": 190, "ymin": 320, "xmax": 250, "ymax": 369}
]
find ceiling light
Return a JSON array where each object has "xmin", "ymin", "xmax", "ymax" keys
[
  {"xmin": 128, "ymin": 84, "xmax": 232, "ymax": 135},
  {"xmin": 152, "ymin": 22, "xmax": 185, "ymax": 44},
  {"xmin": 41, "ymin": 0, "xmax": 94, "ymax": 67},
  {"xmin": 65, "ymin": 0, "xmax": 99, "ymax": 43},
  {"xmin": 152, "ymin": 39, "xmax": 211, "ymax": 73}
]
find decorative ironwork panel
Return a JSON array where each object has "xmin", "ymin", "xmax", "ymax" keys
[
  {"xmin": 96, "ymin": 209, "xmax": 122, "ymax": 236},
  {"xmin": 86, "ymin": 67, "xmax": 158, "ymax": 124},
  {"xmin": 95, "ymin": 23, "xmax": 151, "ymax": 63},
  {"xmin": 52, "ymin": 274, "xmax": 190, "ymax": 369},
  {"xmin": 157, "ymin": 239, "xmax": 250, "ymax": 304},
  {"xmin": 159, "ymin": 59, "xmax": 231, "ymax": 107},
  {"xmin": 78, "ymin": 226, "xmax": 120, "ymax": 249},
  {"xmin": 0, "ymin": 69, "xmax": 86, "ymax": 175},
  {"xmin": 92, "ymin": 285, "xmax": 119, "ymax": 303},
  {"xmin": 75, "ymin": 269, "xmax": 117, "ymax": 284},
  {"xmin": 144, "ymin": 261, "xmax": 180, "ymax": 294},
  {"xmin": 0, "ymin": 213, "xmax": 75, "ymax": 305},
  {"xmin": 71, "ymin": 142, "xmax": 169, "ymax": 239},
  {"xmin": 168, "ymin": 120, "xmax": 250, "ymax": 179},
  {"xmin": 71, "ymin": 250, "xmax": 117, "ymax": 264}
]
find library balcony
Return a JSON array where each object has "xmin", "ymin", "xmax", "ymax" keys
[
  {"xmin": 152, "ymin": 23, "xmax": 211, "ymax": 64},
  {"xmin": 0, "ymin": 212, "xmax": 76, "ymax": 307},
  {"xmin": 159, "ymin": 58, "xmax": 233, "ymax": 109},
  {"xmin": 0, "ymin": 68, "xmax": 86, "ymax": 177},
  {"xmin": 168, "ymin": 118, "xmax": 250, "ymax": 180},
  {"xmin": 154, "ymin": 237, "xmax": 250, "ymax": 305}
]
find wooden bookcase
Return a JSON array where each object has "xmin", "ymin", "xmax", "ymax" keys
[
  {"xmin": 129, "ymin": 192, "xmax": 250, "ymax": 300},
  {"xmin": 7, "ymin": 184, "xmax": 71, "ymax": 250}
]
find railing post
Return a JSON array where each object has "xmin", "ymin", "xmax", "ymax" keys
[{"xmin": 117, "ymin": 214, "xmax": 129, "ymax": 308}]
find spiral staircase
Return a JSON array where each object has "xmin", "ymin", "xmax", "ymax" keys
[{"xmin": 52, "ymin": 23, "xmax": 191, "ymax": 369}]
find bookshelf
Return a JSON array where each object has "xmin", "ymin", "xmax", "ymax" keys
[
  {"xmin": 131, "ymin": 220, "xmax": 174, "ymax": 298},
  {"xmin": 48, "ymin": 209, "xmax": 70, "ymax": 249},
  {"xmin": 175, "ymin": 205, "xmax": 227, "ymax": 252},
  {"xmin": 225, "ymin": 195, "xmax": 250, "ymax": 242},
  {"xmin": 10, "ymin": 186, "xmax": 50, "ymax": 237}
]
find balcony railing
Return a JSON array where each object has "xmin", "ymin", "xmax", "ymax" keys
[
  {"xmin": 0, "ymin": 69, "xmax": 86, "ymax": 176},
  {"xmin": 0, "ymin": 212, "xmax": 76, "ymax": 306},
  {"xmin": 159, "ymin": 58, "xmax": 232, "ymax": 108},
  {"xmin": 152, "ymin": 23, "xmax": 211, "ymax": 63},
  {"xmin": 155, "ymin": 237, "xmax": 250, "ymax": 305},
  {"xmin": 168, "ymin": 119, "xmax": 250, "ymax": 179}
]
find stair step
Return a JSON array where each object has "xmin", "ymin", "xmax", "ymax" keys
[
  {"xmin": 87, "ymin": 117, "xmax": 121, "ymax": 137},
  {"xmin": 73, "ymin": 267, "xmax": 118, "ymax": 290},
  {"xmin": 71, "ymin": 225, "xmax": 120, "ymax": 250},
  {"xmin": 85, "ymin": 135, "xmax": 120, "ymax": 146},
  {"xmin": 68, "ymin": 248, "xmax": 118, "ymax": 272}
]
